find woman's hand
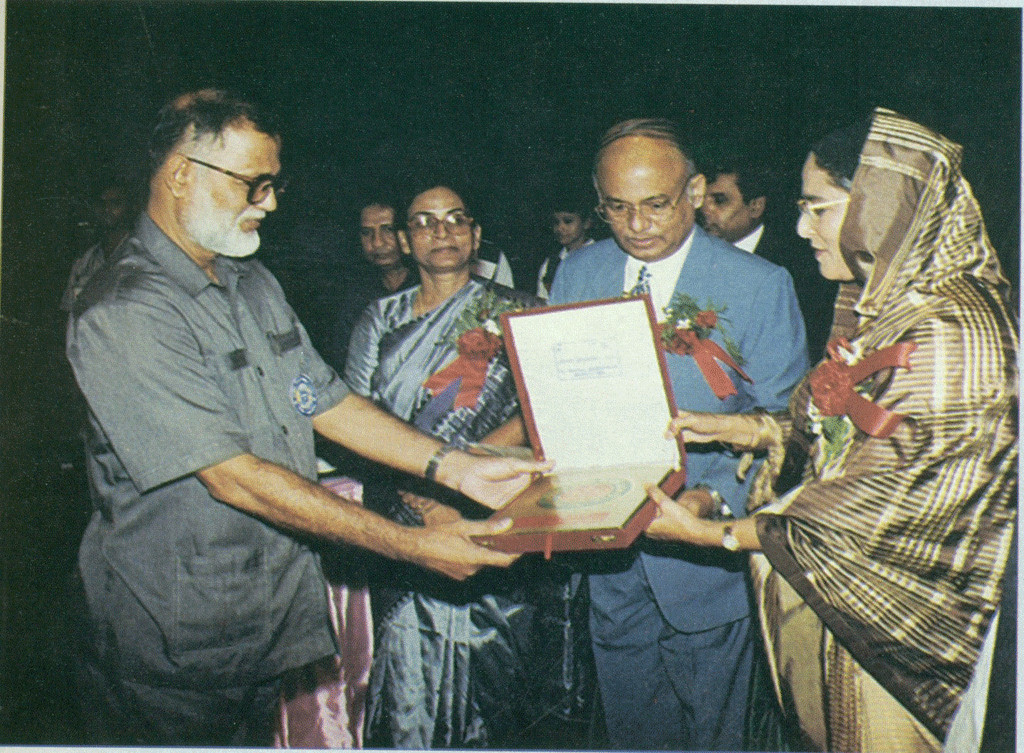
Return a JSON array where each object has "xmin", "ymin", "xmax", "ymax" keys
[
  {"xmin": 667, "ymin": 410, "xmax": 786, "ymax": 505},
  {"xmin": 644, "ymin": 484, "xmax": 762, "ymax": 552},
  {"xmin": 398, "ymin": 490, "xmax": 463, "ymax": 525},
  {"xmin": 666, "ymin": 410, "xmax": 765, "ymax": 448},
  {"xmin": 643, "ymin": 484, "xmax": 721, "ymax": 545}
]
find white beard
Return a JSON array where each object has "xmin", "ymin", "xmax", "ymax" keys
[
  {"xmin": 215, "ymin": 225, "xmax": 261, "ymax": 258},
  {"xmin": 182, "ymin": 188, "xmax": 263, "ymax": 259}
]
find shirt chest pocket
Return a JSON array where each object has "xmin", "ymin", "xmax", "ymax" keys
[
  {"xmin": 204, "ymin": 347, "xmax": 273, "ymax": 436},
  {"xmin": 206, "ymin": 325, "xmax": 307, "ymax": 407},
  {"xmin": 266, "ymin": 326, "xmax": 307, "ymax": 386},
  {"xmin": 265, "ymin": 326, "xmax": 318, "ymax": 417}
]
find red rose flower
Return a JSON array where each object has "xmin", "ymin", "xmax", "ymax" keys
[
  {"xmin": 457, "ymin": 328, "xmax": 502, "ymax": 361},
  {"xmin": 694, "ymin": 310, "xmax": 718, "ymax": 329},
  {"xmin": 809, "ymin": 359, "xmax": 853, "ymax": 415}
]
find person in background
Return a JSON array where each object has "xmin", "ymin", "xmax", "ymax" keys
[
  {"xmin": 321, "ymin": 199, "xmax": 420, "ymax": 374},
  {"xmin": 474, "ymin": 235, "xmax": 516, "ymax": 288},
  {"xmin": 701, "ymin": 149, "xmax": 837, "ymax": 360},
  {"xmin": 61, "ymin": 179, "xmax": 135, "ymax": 312},
  {"xmin": 699, "ymin": 154, "xmax": 769, "ymax": 254},
  {"xmin": 651, "ymin": 109, "xmax": 1016, "ymax": 753},
  {"xmin": 65, "ymin": 88, "xmax": 544, "ymax": 747},
  {"xmin": 536, "ymin": 195, "xmax": 595, "ymax": 300},
  {"xmin": 549, "ymin": 118, "xmax": 808, "ymax": 751}
]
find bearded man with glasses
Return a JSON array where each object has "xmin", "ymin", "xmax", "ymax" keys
[
  {"xmin": 547, "ymin": 118, "xmax": 808, "ymax": 751},
  {"xmin": 65, "ymin": 90, "xmax": 546, "ymax": 746}
]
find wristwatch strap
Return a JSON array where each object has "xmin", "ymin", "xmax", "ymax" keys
[{"xmin": 424, "ymin": 443, "xmax": 456, "ymax": 482}]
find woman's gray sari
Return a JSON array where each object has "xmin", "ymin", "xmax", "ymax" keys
[
  {"xmin": 346, "ymin": 279, "xmax": 522, "ymax": 451},
  {"xmin": 345, "ymin": 278, "xmax": 579, "ymax": 748}
]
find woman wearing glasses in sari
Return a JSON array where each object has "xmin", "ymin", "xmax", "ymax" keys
[
  {"xmin": 344, "ymin": 184, "xmax": 551, "ymax": 748},
  {"xmin": 645, "ymin": 109, "xmax": 1016, "ymax": 752}
]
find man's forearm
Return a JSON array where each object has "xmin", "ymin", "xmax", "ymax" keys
[
  {"xmin": 313, "ymin": 392, "xmax": 548, "ymax": 510},
  {"xmin": 198, "ymin": 452, "xmax": 519, "ymax": 579},
  {"xmin": 313, "ymin": 393, "xmax": 442, "ymax": 477},
  {"xmin": 199, "ymin": 453, "xmax": 421, "ymax": 562},
  {"xmin": 312, "ymin": 393, "xmax": 483, "ymax": 497}
]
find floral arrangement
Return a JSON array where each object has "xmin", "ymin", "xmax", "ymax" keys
[
  {"xmin": 807, "ymin": 337, "xmax": 916, "ymax": 474},
  {"xmin": 424, "ymin": 289, "xmax": 528, "ymax": 409},
  {"xmin": 446, "ymin": 288, "xmax": 527, "ymax": 359},
  {"xmin": 808, "ymin": 339, "xmax": 863, "ymax": 473},
  {"xmin": 660, "ymin": 293, "xmax": 744, "ymax": 365},
  {"xmin": 657, "ymin": 292, "xmax": 750, "ymax": 399}
]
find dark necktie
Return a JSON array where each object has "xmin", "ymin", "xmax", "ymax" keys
[
  {"xmin": 542, "ymin": 251, "xmax": 563, "ymax": 294},
  {"xmin": 629, "ymin": 265, "xmax": 651, "ymax": 296}
]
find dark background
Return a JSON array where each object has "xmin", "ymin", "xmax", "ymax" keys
[{"xmin": 1, "ymin": 1, "xmax": 1019, "ymax": 744}]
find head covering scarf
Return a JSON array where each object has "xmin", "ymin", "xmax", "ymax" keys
[{"xmin": 757, "ymin": 108, "xmax": 1017, "ymax": 739}]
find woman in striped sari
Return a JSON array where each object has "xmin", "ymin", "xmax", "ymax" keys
[{"xmin": 646, "ymin": 109, "xmax": 1016, "ymax": 752}]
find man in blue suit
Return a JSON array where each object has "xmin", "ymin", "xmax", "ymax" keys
[{"xmin": 549, "ymin": 119, "xmax": 808, "ymax": 750}]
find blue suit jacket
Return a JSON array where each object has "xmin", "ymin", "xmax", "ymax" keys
[{"xmin": 550, "ymin": 227, "xmax": 808, "ymax": 632}]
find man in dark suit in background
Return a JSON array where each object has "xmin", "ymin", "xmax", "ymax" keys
[{"xmin": 701, "ymin": 151, "xmax": 837, "ymax": 360}]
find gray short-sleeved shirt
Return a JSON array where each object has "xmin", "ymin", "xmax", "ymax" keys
[{"xmin": 67, "ymin": 214, "xmax": 351, "ymax": 688}]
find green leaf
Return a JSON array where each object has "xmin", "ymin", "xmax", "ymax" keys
[{"xmin": 819, "ymin": 416, "xmax": 852, "ymax": 466}]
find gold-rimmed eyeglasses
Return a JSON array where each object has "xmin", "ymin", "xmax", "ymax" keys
[
  {"xmin": 595, "ymin": 180, "xmax": 690, "ymax": 225},
  {"xmin": 183, "ymin": 156, "xmax": 288, "ymax": 205},
  {"xmin": 796, "ymin": 196, "xmax": 849, "ymax": 220}
]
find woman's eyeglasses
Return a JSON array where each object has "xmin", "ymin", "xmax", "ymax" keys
[
  {"xmin": 407, "ymin": 212, "xmax": 474, "ymax": 235},
  {"xmin": 796, "ymin": 196, "xmax": 849, "ymax": 219}
]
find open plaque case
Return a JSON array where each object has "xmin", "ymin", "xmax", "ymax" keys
[{"xmin": 471, "ymin": 296, "xmax": 685, "ymax": 557}]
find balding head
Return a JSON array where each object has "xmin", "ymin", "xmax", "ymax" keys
[
  {"xmin": 594, "ymin": 121, "xmax": 705, "ymax": 262},
  {"xmin": 148, "ymin": 89, "xmax": 279, "ymax": 177},
  {"xmin": 594, "ymin": 118, "xmax": 696, "ymax": 178}
]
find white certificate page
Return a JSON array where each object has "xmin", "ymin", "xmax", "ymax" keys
[{"xmin": 505, "ymin": 297, "xmax": 680, "ymax": 471}]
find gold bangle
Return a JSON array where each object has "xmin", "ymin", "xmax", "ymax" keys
[
  {"xmin": 722, "ymin": 524, "xmax": 741, "ymax": 552},
  {"xmin": 424, "ymin": 443, "xmax": 456, "ymax": 482},
  {"xmin": 693, "ymin": 483, "xmax": 731, "ymax": 519}
]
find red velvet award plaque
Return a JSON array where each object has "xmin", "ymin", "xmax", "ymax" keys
[{"xmin": 471, "ymin": 296, "xmax": 686, "ymax": 557}]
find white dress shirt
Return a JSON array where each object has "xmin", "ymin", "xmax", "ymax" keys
[
  {"xmin": 622, "ymin": 231, "xmax": 695, "ymax": 321},
  {"xmin": 732, "ymin": 224, "xmax": 764, "ymax": 254}
]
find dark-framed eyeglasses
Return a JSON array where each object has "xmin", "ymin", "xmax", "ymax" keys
[
  {"xmin": 183, "ymin": 156, "xmax": 288, "ymax": 205},
  {"xmin": 595, "ymin": 179, "xmax": 690, "ymax": 225},
  {"xmin": 407, "ymin": 212, "xmax": 474, "ymax": 235}
]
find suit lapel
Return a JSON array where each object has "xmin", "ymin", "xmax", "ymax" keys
[
  {"xmin": 672, "ymin": 227, "xmax": 714, "ymax": 298},
  {"xmin": 598, "ymin": 244, "xmax": 630, "ymax": 299}
]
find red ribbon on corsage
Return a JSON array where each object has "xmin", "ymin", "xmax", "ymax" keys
[
  {"xmin": 659, "ymin": 321, "xmax": 752, "ymax": 400},
  {"xmin": 423, "ymin": 328, "xmax": 502, "ymax": 409},
  {"xmin": 809, "ymin": 338, "xmax": 917, "ymax": 438}
]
